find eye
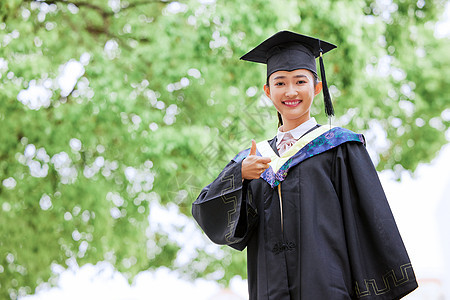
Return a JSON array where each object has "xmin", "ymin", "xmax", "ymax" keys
[
  {"xmin": 297, "ymin": 80, "xmax": 306, "ymax": 84},
  {"xmin": 274, "ymin": 82, "xmax": 284, "ymax": 86}
]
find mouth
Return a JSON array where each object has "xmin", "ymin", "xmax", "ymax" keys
[{"xmin": 282, "ymin": 100, "xmax": 302, "ymax": 107}]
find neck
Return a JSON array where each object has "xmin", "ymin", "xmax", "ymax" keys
[{"xmin": 280, "ymin": 115, "xmax": 311, "ymax": 132}]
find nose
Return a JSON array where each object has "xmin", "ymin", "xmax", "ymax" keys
[{"xmin": 285, "ymin": 84, "xmax": 297, "ymax": 98}]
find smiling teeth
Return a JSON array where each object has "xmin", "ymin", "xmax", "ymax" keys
[{"xmin": 284, "ymin": 101, "xmax": 300, "ymax": 105}]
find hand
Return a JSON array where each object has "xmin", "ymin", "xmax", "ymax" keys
[{"xmin": 241, "ymin": 140, "xmax": 271, "ymax": 180}]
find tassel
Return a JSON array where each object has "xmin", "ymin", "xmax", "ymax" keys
[{"xmin": 319, "ymin": 44, "xmax": 334, "ymax": 117}]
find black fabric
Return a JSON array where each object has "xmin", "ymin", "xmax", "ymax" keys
[
  {"xmin": 265, "ymin": 43, "xmax": 317, "ymax": 80},
  {"xmin": 192, "ymin": 129, "xmax": 418, "ymax": 299}
]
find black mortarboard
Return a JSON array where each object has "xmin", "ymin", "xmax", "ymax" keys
[{"xmin": 240, "ymin": 31, "xmax": 337, "ymax": 117}]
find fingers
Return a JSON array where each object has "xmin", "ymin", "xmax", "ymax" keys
[
  {"xmin": 249, "ymin": 140, "xmax": 271, "ymax": 164},
  {"xmin": 241, "ymin": 157, "xmax": 271, "ymax": 180},
  {"xmin": 249, "ymin": 139, "xmax": 257, "ymax": 156},
  {"xmin": 259, "ymin": 157, "xmax": 271, "ymax": 164},
  {"xmin": 261, "ymin": 163, "xmax": 271, "ymax": 170},
  {"xmin": 242, "ymin": 139, "xmax": 271, "ymax": 180},
  {"xmin": 258, "ymin": 162, "xmax": 270, "ymax": 171}
]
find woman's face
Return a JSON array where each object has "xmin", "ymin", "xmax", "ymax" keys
[{"xmin": 264, "ymin": 69, "xmax": 322, "ymax": 131}]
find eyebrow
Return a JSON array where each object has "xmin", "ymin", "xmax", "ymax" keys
[{"xmin": 272, "ymin": 74, "xmax": 308, "ymax": 81}]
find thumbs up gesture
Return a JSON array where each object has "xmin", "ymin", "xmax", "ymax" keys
[{"xmin": 241, "ymin": 140, "xmax": 271, "ymax": 180}]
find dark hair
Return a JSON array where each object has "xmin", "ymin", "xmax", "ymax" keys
[{"xmin": 265, "ymin": 72, "xmax": 319, "ymax": 127}]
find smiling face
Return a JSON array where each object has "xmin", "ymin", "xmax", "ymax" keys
[{"xmin": 264, "ymin": 69, "xmax": 322, "ymax": 131}]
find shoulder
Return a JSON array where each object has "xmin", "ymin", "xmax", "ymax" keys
[{"xmin": 320, "ymin": 126, "xmax": 366, "ymax": 146}]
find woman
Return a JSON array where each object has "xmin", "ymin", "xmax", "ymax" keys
[{"xmin": 192, "ymin": 31, "xmax": 418, "ymax": 299}]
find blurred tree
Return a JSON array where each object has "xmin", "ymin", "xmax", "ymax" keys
[{"xmin": 0, "ymin": 0, "xmax": 448, "ymax": 299}]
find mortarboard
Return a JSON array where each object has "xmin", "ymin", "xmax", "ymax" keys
[{"xmin": 240, "ymin": 31, "xmax": 337, "ymax": 117}]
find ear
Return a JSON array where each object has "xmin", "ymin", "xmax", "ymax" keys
[
  {"xmin": 314, "ymin": 81, "xmax": 323, "ymax": 96},
  {"xmin": 264, "ymin": 84, "xmax": 271, "ymax": 99}
]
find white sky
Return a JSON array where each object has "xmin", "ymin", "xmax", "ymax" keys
[{"xmin": 382, "ymin": 144, "xmax": 450, "ymax": 274}]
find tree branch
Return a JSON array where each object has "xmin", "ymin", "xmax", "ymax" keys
[
  {"xmin": 26, "ymin": 0, "xmax": 170, "ymax": 16},
  {"xmin": 121, "ymin": 0, "xmax": 168, "ymax": 10}
]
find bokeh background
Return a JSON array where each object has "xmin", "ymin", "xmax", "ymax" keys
[{"xmin": 0, "ymin": 0, "xmax": 449, "ymax": 299}]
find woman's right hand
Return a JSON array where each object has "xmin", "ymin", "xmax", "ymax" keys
[{"xmin": 241, "ymin": 140, "xmax": 271, "ymax": 180}]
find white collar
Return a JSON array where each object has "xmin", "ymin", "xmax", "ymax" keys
[{"xmin": 276, "ymin": 117, "xmax": 317, "ymax": 147}]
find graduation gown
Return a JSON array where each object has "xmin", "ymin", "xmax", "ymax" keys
[{"xmin": 192, "ymin": 126, "xmax": 418, "ymax": 299}]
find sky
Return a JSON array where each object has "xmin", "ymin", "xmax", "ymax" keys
[
  {"xmin": 14, "ymin": 1, "xmax": 450, "ymax": 300},
  {"xmin": 381, "ymin": 144, "xmax": 450, "ymax": 299}
]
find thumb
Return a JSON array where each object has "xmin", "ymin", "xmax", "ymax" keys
[{"xmin": 249, "ymin": 139, "xmax": 257, "ymax": 156}]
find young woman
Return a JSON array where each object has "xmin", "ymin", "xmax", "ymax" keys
[{"xmin": 192, "ymin": 31, "xmax": 418, "ymax": 300}]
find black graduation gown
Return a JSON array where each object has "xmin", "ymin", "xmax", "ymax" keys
[{"xmin": 192, "ymin": 127, "xmax": 418, "ymax": 299}]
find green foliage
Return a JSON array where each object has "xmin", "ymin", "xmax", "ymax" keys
[{"xmin": 0, "ymin": 0, "xmax": 448, "ymax": 298}]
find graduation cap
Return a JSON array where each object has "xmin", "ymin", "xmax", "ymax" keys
[{"xmin": 240, "ymin": 31, "xmax": 337, "ymax": 117}]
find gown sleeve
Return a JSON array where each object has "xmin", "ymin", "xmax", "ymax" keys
[
  {"xmin": 192, "ymin": 159, "xmax": 258, "ymax": 251},
  {"xmin": 333, "ymin": 142, "xmax": 418, "ymax": 299}
]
